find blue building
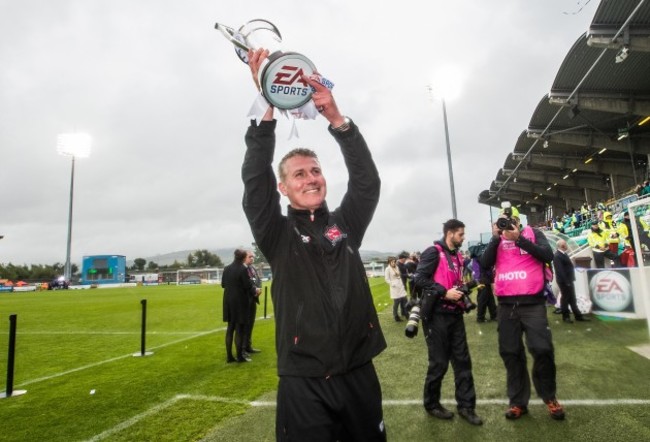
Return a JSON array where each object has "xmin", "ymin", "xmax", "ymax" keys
[{"xmin": 80, "ymin": 255, "xmax": 126, "ymax": 285}]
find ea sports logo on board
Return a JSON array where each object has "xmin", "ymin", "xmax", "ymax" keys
[{"xmin": 589, "ymin": 270, "xmax": 632, "ymax": 312}]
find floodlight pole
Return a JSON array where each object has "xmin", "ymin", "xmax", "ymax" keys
[
  {"xmin": 442, "ymin": 98, "xmax": 458, "ymax": 219},
  {"xmin": 64, "ymin": 156, "xmax": 76, "ymax": 281}
]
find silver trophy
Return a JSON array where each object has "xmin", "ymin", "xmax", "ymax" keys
[{"xmin": 215, "ymin": 19, "xmax": 317, "ymax": 110}]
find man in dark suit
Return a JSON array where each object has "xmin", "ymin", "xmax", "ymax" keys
[
  {"xmin": 222, "ymin": 249, "xmax": 257, "ymax": 362},
  {"xmin": 553, "ymin": 240, "xmax": 589, "ymax": 323}
]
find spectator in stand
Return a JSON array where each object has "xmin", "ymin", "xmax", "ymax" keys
[
  {"xmin": 587, "ymin": 221, "xmax": 621, "ymax": 268},
  {"xmin": 580, "ymin": 203, "xmax": 590, "ymax": 221},
  {"xmin": 600, "ymin": 212, "xmax": 620, "ymax": 255},
  {"xmin": 641, "ymin": 180, "xmax": 650, "ymax": 196}
]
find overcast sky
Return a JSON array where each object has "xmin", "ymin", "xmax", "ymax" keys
[{"xmin": 1, "ymin": 0, "xmax": 600, "ymax": 266}]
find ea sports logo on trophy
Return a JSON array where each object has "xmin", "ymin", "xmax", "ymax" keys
[{"xmin": 215, "ymin": 19, "xmax": 317, "ymax": 110}]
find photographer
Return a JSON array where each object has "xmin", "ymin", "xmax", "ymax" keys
[
  {"xmin": 414, "ymin": 219, "xmax": 483, "ymax": 426},
  {"xmin": 480, "ymin": 203, "xmax": 565, "ymax": 421}
]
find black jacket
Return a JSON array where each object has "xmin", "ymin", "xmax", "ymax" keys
[
  {"xmin": 221, "ymin": 261, "xmax": 255, "ymax": 324},
  {"xmin": 241, "ymin": 119, "xmax": 386, "ymax": 377},
  {"xmin": 552, "ymin": 250, "xmax": 575, "ymax": 286}
]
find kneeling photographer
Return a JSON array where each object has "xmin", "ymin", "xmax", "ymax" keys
[{"xmin": 412, "ymin": 219, "xmax": 483, "ymax": 426}]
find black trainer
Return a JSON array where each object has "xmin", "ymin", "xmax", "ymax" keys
[
  {"xmin": 458, "ymin": 408, "xmax": 483, "ymax": 426},
  {"xmin": 426, "ymin": 405, "xmax": 454, "ymax": 420}
]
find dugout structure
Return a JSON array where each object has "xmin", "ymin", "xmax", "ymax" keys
[{"xmin": 176, "ymin": 268, "xmax": 221, "ymax": 285}]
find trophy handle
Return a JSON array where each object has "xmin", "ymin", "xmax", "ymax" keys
[{"xmin": 214, "ymin": 22, "xmax": 250, "ymax": 52}]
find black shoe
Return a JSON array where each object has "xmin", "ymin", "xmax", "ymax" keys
[
  {"xmin": 553, "ymin": 308, "xmax": 562, "ymax": 314},
  {"xmin": 575, "ymin": 317, "xmax": 591, "ymax": 322},
  {"xmin": 458, "ymin": 408, "xmax": 483, "ymax": 426},
  {"xmin": 245, "ymin": 348, "xmax": 261, "ymax": 353},
  {"xmin": 563, "ymin": 318, "xmax": 574, "ymax": 324},
  {"xmin": 226, "ymin": 356, "xmax": 236, "ymax": 363},
  {"xmin": 242, "ymin": 352, "xmax": 251, "ymax": 358},
  {"xmin": 476, "ymin": 318, "xmax": 487, "ymax": 323},
  {"xmin": 236, "ymin": 356, "xmax": 252, "ymax": 363},
  {"xmin": 394, "ymin": 317, "xmax": 403, "ymax": 322},
  {"xmin": 426, "ymin": 405, "xmax": 454, "ymax": 420}
]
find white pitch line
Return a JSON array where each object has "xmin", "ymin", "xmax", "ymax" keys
[
  {"xmin": 85, "ymin": 394, "xmax": 650, "ymax": 441},
  {"xmin": 16, "ymin": 327, "xmax": 226, "ymax": 388}
]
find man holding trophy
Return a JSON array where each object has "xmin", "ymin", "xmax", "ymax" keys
[{"xmin": 239, "ymin": 43, "xmax": 388, "ymax": 441}]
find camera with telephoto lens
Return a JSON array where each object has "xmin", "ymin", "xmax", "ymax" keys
[
  {"xmin": 457, "ymin": 280, "xmax": 479, "ymax": 313},
  {"xmin": 496, "ymin": 201, "xmax": 516, "ymax": 231},
  {"xmin": 404, "ymin": 304, "xmax": 421, "ymax": 338}
]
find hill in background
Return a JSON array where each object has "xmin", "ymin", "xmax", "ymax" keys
[{"xmin": 133, "ymin": 248, "xmax": 398, "ymax": 267}]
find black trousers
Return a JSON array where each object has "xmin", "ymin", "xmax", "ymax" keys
[
  {"xmin": 276, "ymin": 362, "xmax": 386, "ymax": 442},
  {"xmin": 558, "ymin": 282, "xmax": 583, "ymax": 320},
  {"xmin": 592, "ymin": 250, "xmax": 620, "ymax": 268},
  {"xmin": 423, "ymin": 314, "xmax": 476, "ymax": 410},
  {"xmin": 476, "ymin": 284, "xmax": 497, "ymax": 320},
  {"xmin": 246, "ymin": 300, "xmax": 258, "ymax": 350},
  {"xmin": 497, "ymin": 303, "xmax": 557, "ymax": 406},
  {"xmin": 225, "ymin": 321, "xmax": 247, "ymax": 360}
]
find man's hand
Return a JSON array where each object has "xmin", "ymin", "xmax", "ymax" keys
[
  {"xmin": 247, "ymin": 48, "xmax": 269, "ymax": 91},
  {"xmin": 301, "ymin": 74, "xmax": 346, "ymax": 128},
  {"xmin": 502, "ymin": 223, "xmax": 521, "ymax": 242},
  {"xmin": 445, "ymin": 288, "xmax": 463, "ymax": 302}
]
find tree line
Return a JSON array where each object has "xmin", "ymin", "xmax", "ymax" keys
[
  {"xmin": 1, "ymin": 249, "xmax": 247, "ymax": 281},
  {"xmin": 130, "ymin": 249, "xmax": 224, "ymax": 271}
]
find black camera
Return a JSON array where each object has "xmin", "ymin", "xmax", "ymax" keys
[
  {"xmin": 496, "ymin": 216, "xmax": 516, "ymax": 231},
  {"xmin": 497, "ymin": 203, "xmax": 516, "ymax": 231},
  {"xmin": 456, "ymin": 280, "xmax": 479, "ymax": 313},
  {"xmin": 404, "ymin": 304, "xmax": 421, "ymax": 338}
]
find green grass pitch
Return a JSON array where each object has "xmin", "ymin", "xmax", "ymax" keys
[{"xmin": 1, "ymin": 281, "xmax": 649, "ymax": 441}]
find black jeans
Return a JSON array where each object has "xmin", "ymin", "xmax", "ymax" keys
[
  {"xmin": 423, "ymin": 314, "xmax": 476, "ymax": 410},
  {"xmin": 497, "ymin": 302, "xmax": 557, "ymax": 406}
]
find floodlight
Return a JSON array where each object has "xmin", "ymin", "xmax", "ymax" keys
[
  {"xmin": 57, "ymin": 132, "xmax": 92, "ymax": 282},
  {"xmin": 57, "ymin": 133, "xmax": 92, "ymax": 158},
  {"xmin": 615, "ymin": 45, "xmax": 629, "ymax": 63}
]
